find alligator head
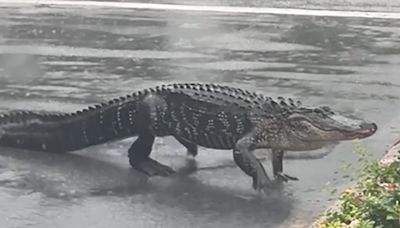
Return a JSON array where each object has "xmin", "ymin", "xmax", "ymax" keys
[{"xmin": 279, "ymin": 106, "xmax": 377, "ymax": 151}]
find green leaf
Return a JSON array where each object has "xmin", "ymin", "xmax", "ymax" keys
[{"xmin": 385, "ymin": 215, "xmax": 396, "ymax": 220}]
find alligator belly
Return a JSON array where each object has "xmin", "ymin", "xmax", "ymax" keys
[
  {"xmin": 172, "ymin": 124, "xmax": 236, "ymax": 150},
  {"xmin": 193, "ymin": 132, "xmax": 236, "ymax": 150}
]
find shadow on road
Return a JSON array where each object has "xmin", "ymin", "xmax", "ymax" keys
[{"xmin": 0, "ymin": 146, "xmax": 295, "ymax": 226}]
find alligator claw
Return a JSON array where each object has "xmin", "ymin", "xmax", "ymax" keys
[
  {"xmin": 133, "ymin": 159, "xmax": 176, "ymax": 177},
  {"xmin": 253, "ymin": 178, "xmax": 270, "ymax": 193},
  {"xmin": 275, "ymin": 172, "xmax": 299, "ymax": 182},
  {"xmin": 252, "ymin": 167, "xmax": 273, "ymax": 193}
]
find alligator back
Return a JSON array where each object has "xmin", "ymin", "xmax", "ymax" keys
[
  {"xmin": 0, "ymin": 83, "xmax": 300, "ymax": 152},
  {"xmin": 156, "ymin": 83, "xmax": 299, "ymax": 149}
]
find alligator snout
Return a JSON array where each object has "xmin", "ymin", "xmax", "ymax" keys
[
  {"xmin": 346, "ymin": 122, "xmax": 378, "ymax": 139},
  {"xmin": 359, "ymin": 122, "xmax": 378, "ymax": 134}
]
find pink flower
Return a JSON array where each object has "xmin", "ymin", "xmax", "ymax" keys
[
  {"xmin": 381, "ymin": 158, "xmax": 394, "ymax": 166},
  {"xmin": 388, "ymin": 183, "xmax": 398, "ymax": 192},
  {"xmin": 355, "ymin": 194, "xmax": 364, "ymax": 204}
]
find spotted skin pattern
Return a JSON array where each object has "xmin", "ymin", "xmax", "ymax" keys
[{"xmin": 0, "ymin": 83, "xmax": 377, "ymax": 193}]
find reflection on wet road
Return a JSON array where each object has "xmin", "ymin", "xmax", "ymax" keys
[{"xmin": 1, "ymin": 5, "xmax": 400, "ymax": 228}]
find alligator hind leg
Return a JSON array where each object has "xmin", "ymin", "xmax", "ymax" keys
[
  {"xmin": 272, "ymin": 149, "xmax": 298, "ymax": 182},
  {"xmin": 175, "ymin": 136, "xmax": 198, "ymax": 157},
  {"xmin": 128, "ymin": 133, "xmax": 175, "ymax": 177},
  {"xmin": 128, "ymin": 95, "xmax": 175, "ymax": 177},
  {"xmin": 233, "ymin": 136, "xmax": 272, "ymax": 192}
]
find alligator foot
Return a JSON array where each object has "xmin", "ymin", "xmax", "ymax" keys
[
  {"xmin": 275, "ymin": 172, "xmax": 299, "ymax": 182},
  {"xmin": 133, "ymin": 158, "xmax": 176, "ymax": 177},
  {"xmin": 252, "ymin": 168, "xmax": 273, "ymax": 193}
]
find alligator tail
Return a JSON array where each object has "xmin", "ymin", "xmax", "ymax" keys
[{"xmin": 0, "ymin": 95, "xmax": 143, "ymax": 153}]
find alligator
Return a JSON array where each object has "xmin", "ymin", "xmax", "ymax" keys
[{"xmin": 0, "ymin": 83, "xmax": 377, "ymax": 192}]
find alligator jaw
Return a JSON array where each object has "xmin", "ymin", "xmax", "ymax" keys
[{"xmin": 343, "ymin": 122, "xmax": 377, "ymax": 140}]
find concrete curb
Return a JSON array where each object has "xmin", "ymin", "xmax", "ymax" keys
[{"xmin": 308, "ymin": 140, "xmax": 400, "ymax": 228}]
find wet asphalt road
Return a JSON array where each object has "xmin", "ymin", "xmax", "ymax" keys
[{"xmin": 1, "ymin": 4, "xmax": 400, "ymax": 228}]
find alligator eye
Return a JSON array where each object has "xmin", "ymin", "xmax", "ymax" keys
[
  {"xmin": 313, "ymin": 108, "xmax": 327, "ymax": 117},
  {"xmin": 321, "ymin": 106, "xmax": 334, "ymax": 114},
  {"xmin": 314, "ymin": 108, "xmax": 322, "ymax": 114},
  {"xmin": 321, "ymin": 106, "xmax": 329, "ymax": 111}
]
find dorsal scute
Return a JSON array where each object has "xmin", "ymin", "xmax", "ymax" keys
[
  {"xmin": 288, "ymin": 98, "xmax": 295, "ymax": 107},
  {"xmin": 161, "ymin": 83, "xmax": 308, "ymax": 114},
  {"xmin": 0, "ymin": 83, "xmax": 308, "ymax": 126},
  {"xmin": 0, "ymin": 109, "xmax": 67, "ymax": 124}
]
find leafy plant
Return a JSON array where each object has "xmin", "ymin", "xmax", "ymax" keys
[{"xmin": 319, "ymin": 143, "xmax": 400, "ymax": 228}]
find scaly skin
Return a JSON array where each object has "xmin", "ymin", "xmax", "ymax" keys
[{"xmin": 0, "ymin": 83, "xmax": 378, "ymax": 192}]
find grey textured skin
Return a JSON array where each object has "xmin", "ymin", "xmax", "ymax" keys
[{"xmin": 0, "ymin": 83, "xmax": 377, "ymax": 192}]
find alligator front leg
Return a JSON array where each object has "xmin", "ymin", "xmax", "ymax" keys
[
  {"xmin": 233, "ymin": 136, "xmax": 272, "ymax": 192},
  {"xmin": 272, "ymin": 149, "xmax": 298, "ymax": 182}
]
